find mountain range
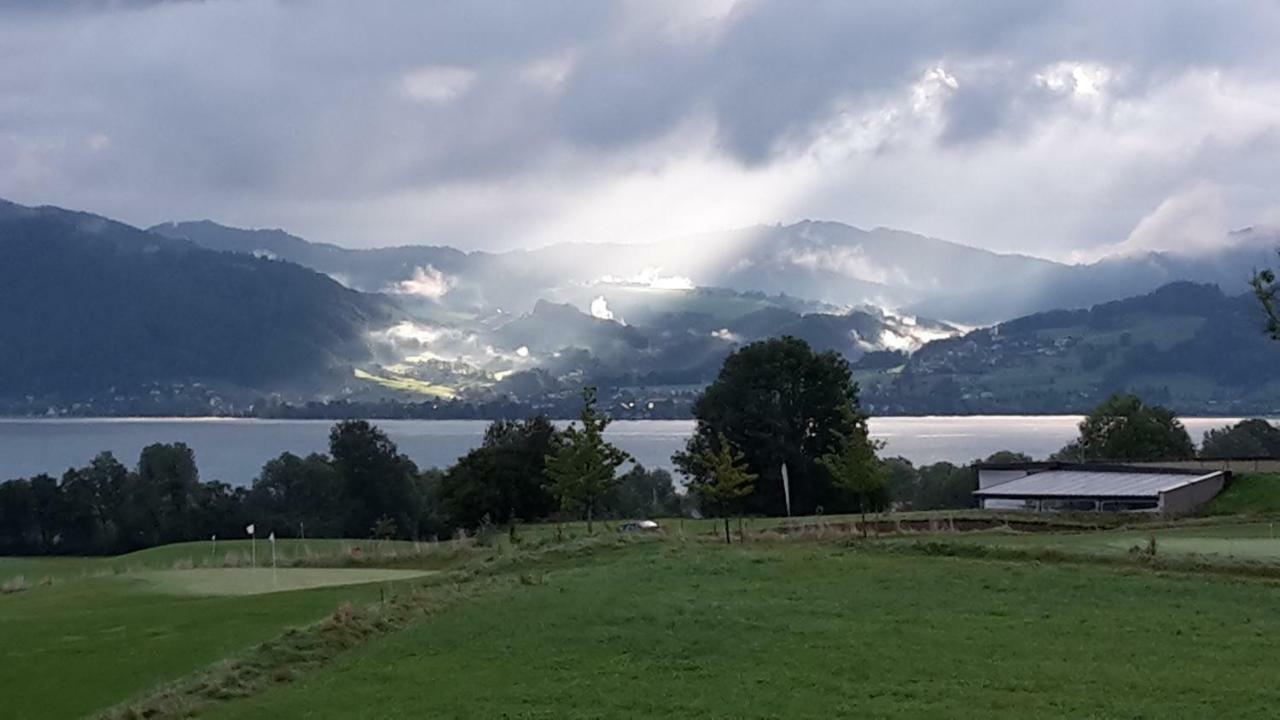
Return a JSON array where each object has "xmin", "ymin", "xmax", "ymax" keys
[
  {"xmin": 1, "ymin": 196, "xmax": 1277, "ymax": 415},
  {"xmin": 153, "ymin": 218, "xmax": 1280, "ymax": 325}
]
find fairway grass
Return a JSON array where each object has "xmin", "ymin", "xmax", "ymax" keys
[
  {"xmin": 131, "ymin": 567, "xmax": 435, "ymax": 596},
  {"xmin": 0, "ymin": 576, "xmax": 397, "ymax": 720},
  {"xmin": 204, "ymin": 541, "xmax": 1280, "ymax": 719},
  {"xmin": 0, "ymin": 539, "xmax": 472, "ymax": 720}
]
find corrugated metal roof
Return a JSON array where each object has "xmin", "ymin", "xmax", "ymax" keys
[{"xmin": 973, "ymin": 470, "xmax": 1221, "ymax": 498}]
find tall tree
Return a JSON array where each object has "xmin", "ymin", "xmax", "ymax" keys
[
  {"xmin": 544, "ymin": 388, "xmax": 630, "ymax": 534},
  {"xmin": 136, "ymin": 443, "xmax": 200, "ymax": 544},
  {"xmin": 674, "ymin": 337, "xmax": 873, "ymax": 516},
  {"xmin": 0, "ymin": 479, "xmax": 37, "ymax": 554},
  {"xmin": 819, "ymin": 427, "xmax": 886, "ymax": 536},
  {"xmin": 249, "ymin": 452, "xmax": 345, "ymax": 538},
  {"xmin": 29, "ymin": 473, "xmax": 61, "ymax": 552},
  {"xmin": 688, "ymin": 433, "xmax": 756, "ymax": 543},
  {"xmin": 1053, "ymin": 393, "xmax": 1195, "ymax": 461},
  {"xmin": 329, "ymin": 420, "xmax": 420, "ymax": 539},
  {"xmin": 439, "ymin": 416, "xmax": 560, "ymax": 538},
  {"xmin": 1201, "ymin": 419, "xmax": 1280, "ymax": 459}
]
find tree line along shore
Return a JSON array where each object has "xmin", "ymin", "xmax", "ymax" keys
[{"xmin": 3, "ymin": 337, "xmax": 1279, "ymax": 557}]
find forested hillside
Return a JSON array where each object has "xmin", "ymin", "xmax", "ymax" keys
[
  {"xmin": 865, "ymin": 282, "xmax": 1280, "ymax": 415},
  {"xmin": 0, "ymin": 200, "xmax": 392, "ymax": 405}
]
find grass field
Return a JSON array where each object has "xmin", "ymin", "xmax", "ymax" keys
[
  {"xmin": 1205, "ymin": 473, "xmax": 1280, "ymax": 515},
  {"xmin": 0, "ymin": 539, "xmax": 480, "ymax": 719},
  {"xmin": 10, "ymin": 512, "xmax": 1280, "ymax": 718},
  {"xmin": 202, "ymin": 541, "xmax": 1280, "ymax": 719}
]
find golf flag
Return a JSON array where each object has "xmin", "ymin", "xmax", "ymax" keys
[
  {"xmin": 268, "ymin": 531, "xmax": 275, "ymax": 542},
  {"xmin": 247, "ymin": 523, "xmax": 257, "ymax": 568},
  {"xmin": 268, "ymin": 532, "xmax": 277, "ymax": 569},
  {"xmin": 781, "ymin": 463, "xmax": 792, "ymax": 517}
]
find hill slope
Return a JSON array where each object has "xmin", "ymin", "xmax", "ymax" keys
[
  {"xmin": 866, "ymin": 282, "xmax": 1280, "ymax": 414},
  {"xmin": 0, "ymin": 200, "xmax": 392, "ymax": 404}
]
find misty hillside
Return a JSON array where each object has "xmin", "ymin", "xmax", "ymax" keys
[
  {"xmin": 865, "ymin": 282, "xmax": 1280, "ymax": 415},
  {"xmin": 0, "ymin": 200, "xmax": 392, "ymax": 403},
  {"xmin": 155, "ymin": 218, "xmax": 1279, "ymax": 326},
  {"xmin": 907, "ymin": 232, "xmax": 1280, "ymax": 324}
]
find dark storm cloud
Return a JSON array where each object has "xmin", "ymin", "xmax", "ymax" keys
[{"xmin": 0, "ymin": 0, "xmax": 1278, "ymax": 254}]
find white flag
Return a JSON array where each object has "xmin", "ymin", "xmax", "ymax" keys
[
  {"xmin": 268, "ymin": 531, "xmax": 275, "ymax": 543},
  {"xmin": 781, "ymin": 463, "xmax": 792, "ymax": 517},
  {"xmin": 246, "ymin": 523, "xmax": 255, "ymax": 535},
  {"xmin": 211, "ymin": 534, "xmax": 216, "ymax": 541}
]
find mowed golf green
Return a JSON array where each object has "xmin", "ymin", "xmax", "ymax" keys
[
  {"xmin": 132, "ymin": 567, "xmax": 435, "ymax": 596},
  {"xmin": 0, "ymin": 538, "xmax": 433, "ymax": 586},
  {"xmin": 203, "ymin": 541, "xmax": 1280, "ymax": 719},
  {"xmin": 0, "ymin": 539, "xmax": 465, "ymax": 720}
]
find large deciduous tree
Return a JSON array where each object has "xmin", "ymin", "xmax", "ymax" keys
[
  {"xmin": 1201, "ymin": 419, "xmax": 1280, "ymax": 459},
  {"xmin": 674, "ymin": 336, "xmax": 874, "ymax": 516},
  {"xmin": 439, "ymin": 416, "xmax": 560, "ymax": 539},
  {"xmin": 329, "ymin": 420, "xmax": 420, "ymax": 539},
  {"xmin": 1053, "ymin": 393, "xmax": 1195, "ymax": 462},
  {"xmin": 544, "ymin": 388, "xmax": 630, "ymax": 534},
  {"xmin": 250, "ymin": 452, "xmax": 345, "ymax": 538}
]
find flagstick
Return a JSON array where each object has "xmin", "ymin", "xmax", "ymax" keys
[{"xmin": 251, "ymin": 532, "xmax": 257, "ymax": 569}]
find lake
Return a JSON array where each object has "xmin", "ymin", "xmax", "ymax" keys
[{"xmin": 0, "ymin": 416, "xmax": 1246, "ymax": 485}]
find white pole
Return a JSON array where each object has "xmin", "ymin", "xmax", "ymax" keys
[
  {"xmin": 251, "ymin": 532, "xmax": 256, "ymax": 568},
  {"xmin": 781, "ymin": 463, "xmax": 792, "ymax": 518}
]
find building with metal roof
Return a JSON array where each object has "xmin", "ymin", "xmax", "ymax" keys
[{"xmin": 973, "ymin": 462, "xmax": 1227, "ymax": 514}]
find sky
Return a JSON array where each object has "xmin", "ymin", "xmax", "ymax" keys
[{"xmin": 1, "ymin": 0, "xmax": 1279, "ymax": 260}]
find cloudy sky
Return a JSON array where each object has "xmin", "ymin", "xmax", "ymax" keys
[{"xmin": 2, "ymin": 0, "xmax": 1279, "ymax": 259}]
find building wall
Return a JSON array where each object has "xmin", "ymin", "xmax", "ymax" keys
[{"xmin": 1159, "ymin": 473, "xmax": 1227, "ymax": 515}]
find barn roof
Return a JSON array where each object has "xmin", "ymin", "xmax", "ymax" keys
[{"xmin": 973, "ymin": 469, "xmax": 1224, "ymax": 499}]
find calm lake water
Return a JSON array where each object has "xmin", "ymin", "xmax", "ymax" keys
[{"xmin": 0, "ymin": 416, "xmax": 1245, "ymax": 486}]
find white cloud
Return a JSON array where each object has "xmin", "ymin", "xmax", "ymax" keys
[
  {"xmin": 1086, "ymin": 184, "xmax": 1232, "ymax": 260},
  {"xmin": 3, "ymin": 1, "xmax": 1280, "ymax": 261},
  {"xmin": 399, "ymin": 65, "xmax": 475, "ymax": 104},
  {"xmin": 590, "ymin": 295, "xmax": 615, "ymax": 321},
  {"xmin": 390, "ymin": 265, "xmax": 454, "ymax": 300},
  {"xmin": 520, "ymin": 51, "xmax": 576, "ymax": 90},
  {"xmin": 598, "ymin": 266, "xmax": 695, "ymax": 290}
]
